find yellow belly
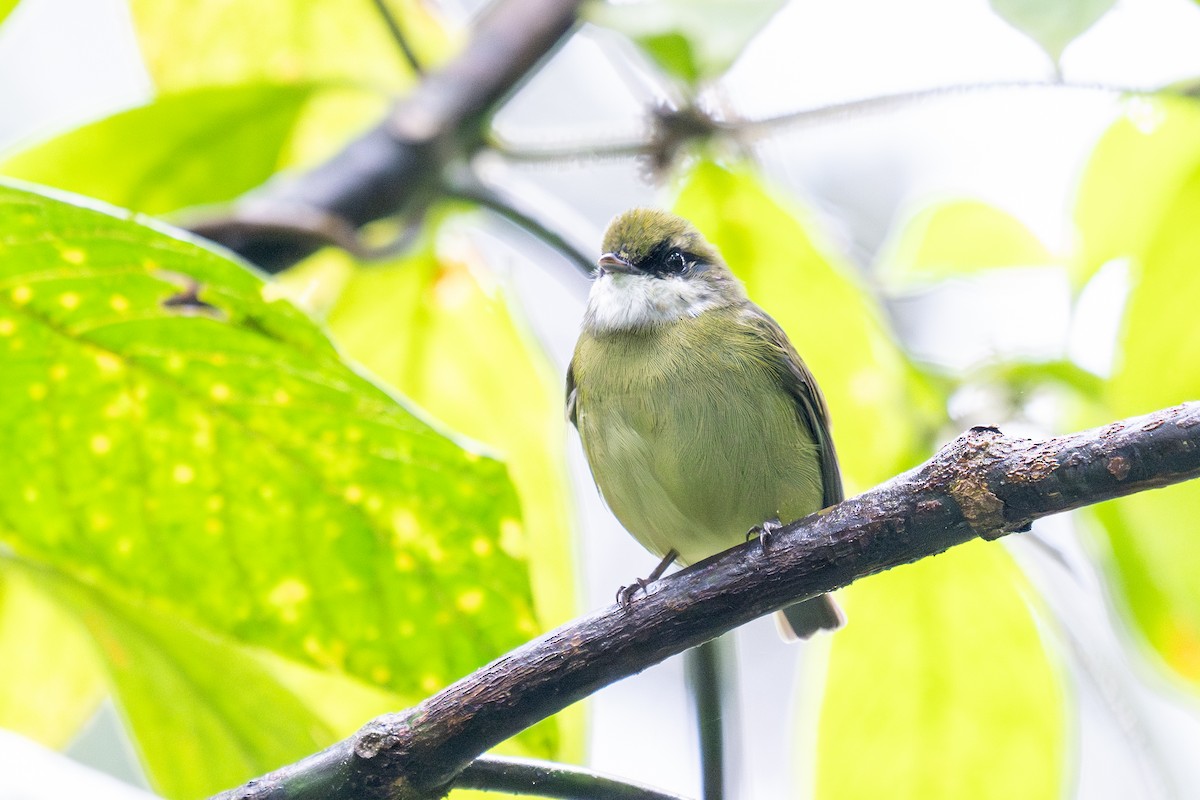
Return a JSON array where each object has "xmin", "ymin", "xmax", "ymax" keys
[{"xmin": 572, "ymin": 313, "xmax": 823, "ymax": 566}]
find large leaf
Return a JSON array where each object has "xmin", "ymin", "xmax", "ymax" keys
[
  {"xmin": 289, "ymin": 222, "xmax": 581, "ymax": 761},
  {"xmin": 674, "ymin": 161, "xmax": 941, "ymax": 490},
  {"xmin": 989, "ymin": 0, "xmax": 1115, "ymax": 62},
  {"xmin": 811, "ymin": 542, "xmax": 1066, "ymax": 799},
  {"xmin": 0, "ymin": 85, "xmax": 325, "ymax": 217},
  {"xmin": 128, "ymin": 0, "xmax": 453, "ymax": 92},
  {"xmin": 0, "ymin": 183, "xmax": 540, "ymax": 787},
  {"xmin": 1073, "ymin": 96, "xmax": 1200, "ymax": 286},
  {"xmin": 587, "ymin": 0, "xmax": 785, "ymax": 85},
  {"xmin": 0, "ymin": 564, "xmax": 105, "ymax": 747},
  {"xmin": 878, "ymin": 198, "xmax": 1057, "ymax": 287},
  {"xmin": 1093, "ymin": 164, "xmax": 1200, "ymax": 683}
]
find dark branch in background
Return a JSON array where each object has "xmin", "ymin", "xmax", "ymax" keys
[
  {"xmin": 456, "ymin": 756, "xmax": 691, "ymax": 800},
  {"xmin": 684, "ymin": 637, "xmax": 738, "ymax": 800},
  {"xmin": 191, "ymin": 0, "xmax": 587, "ymax": 273},
  {"xmin": 211, "ymin": 402, "xmax": 1200, "ymax": 800}
]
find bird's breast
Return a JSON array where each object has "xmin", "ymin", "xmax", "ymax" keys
[{"xmin": 571, "ymin": 313, "xmax": 823, "ymax": 565}]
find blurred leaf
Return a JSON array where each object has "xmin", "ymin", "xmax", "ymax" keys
[
  {"xmin": 879, "ymin": 199, "xmax": 1056, "ymax": 287},
  {"xmin": 587, "ymin": 0, "xmax": 784, "ymax": 85},
  {"xmin": 1073, "ymin": 96, "xmax": 1200, "ymax": 286},
  {"xmin": 1092, "ymin": 163, "xmax": 1200, "ymax": 684},
  {"xmin": 989, "ymin": 0, "xmax": 1114, "ymax": 62},
  {"xmin": 0, "ymin": 564, "xmax": 105, "ymax": 747},
  {"xmin": 0, "ymin": 0, "xmax": 19, "ymax": 27},
  {"xmin": 674, "ymin": 161, "xmax": 943, "ymax": 490},
  {"xmin": 0, "ymin": 84, "xmax": 329, "ymax": 216},
  {"xmin": 303, "ymin": 219, "xmax": 580, "ymax": 760},
  {"xmin": 0, "ymin": 183, "xmax": 540, "ymax": 783},
  {"xmin": 811, "ymin": 542, "xmax": 1065, "ymax": 799},
  {"xmin": 128, "ymin": 0, "xmax": 454, "ymax": 92},
  {"xmin": 39, "ymin": 567, "xmax": 336, "ymax": 799}
]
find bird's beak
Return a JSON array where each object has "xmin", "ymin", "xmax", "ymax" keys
[{"xmin": 597, "ymin": 252, "xmax": 637, "ymax": 275}]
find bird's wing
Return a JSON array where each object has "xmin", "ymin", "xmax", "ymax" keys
[
  {"xmin": 739, "ymin": 304, "xmax": 844, "ymax": 507},
  {"xmin": 565, "ymin": 357, "xmax": 579, "ymax": 428}
]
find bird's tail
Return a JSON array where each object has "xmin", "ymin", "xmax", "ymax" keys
[{"xmin": 776, "ymin": 593, "xmax": 845, "ymax": 640}]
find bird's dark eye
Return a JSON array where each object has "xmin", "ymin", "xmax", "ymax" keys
[{"xmin": 664, "ymin": 250, "xmax": 687, "ymax": 274}]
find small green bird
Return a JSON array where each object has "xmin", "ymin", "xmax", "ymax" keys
[{"xmin": 567, "ymin": 208, "xmax": 844, "ymax": 639}]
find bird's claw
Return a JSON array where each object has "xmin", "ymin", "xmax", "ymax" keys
[
  {"xmin": 616, "ymin": 578, "xmax": 650, "ymax": 611},
  {"xmin": 746, "ymin": 518, "xmax": 783, "ymax": 551}
]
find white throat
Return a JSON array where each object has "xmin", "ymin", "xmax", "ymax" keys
[{"xmin": 583, "ymin": 273, "xmax": 723, "ymax": 334}]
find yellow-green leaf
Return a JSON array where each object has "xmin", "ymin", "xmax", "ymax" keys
[
  {"xmin": 1, "ymin": 84, "xmax": 327, "ymax": 217},
  {"xmin": 811, "ymin": 543, "xmax": 1066, "ymax": 799},
  {"xmin": 879, "ymin": 198, "xmax": 1056, "ymax": 287},
  {"xmin": 0, "ymin": 564, "xmax": 105, "ymax": 747},
  {"xmin": 674, "ymin": 161, "xmax": 942, "ymax": 490},
  {"xmin": 128, "ymin": 0, "xmax": 454, "ymax": 92},
  {"xmin": 0, "ymin": 183, "xmax": 539, "ymax": 786},
  {"xmin": 1073, "ymin": 96, "xmax": 1200, "ymax": 286},
  {"xmin": 1091, "ymin": 162, "xmax": 1200, "ymax": 684}
]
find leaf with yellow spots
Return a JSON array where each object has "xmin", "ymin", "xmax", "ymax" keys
[{"xmin": 0, "ymin": 182, "xmax": 539, "ymax": 795}]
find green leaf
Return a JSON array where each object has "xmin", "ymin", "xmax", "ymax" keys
[
  {"xmin": 128, "ymin": 0, "xmax": 452, "ymax": 92},
  {"xmin": 674, "ymin": 161, "xmax": 942, "ymax": 490},
  {"xmin": 32, "ymin": 565, "xmax": 337, "ymax": 799},
  {"xmin": 0, "ymin": 564, "xmax": 105, "ymax": 747},
  {"xmin": 811, "ymin": 542, "xmax": 1066, "ymax": 799},
  {"xmin": 1073, "ymin": 96, "xmax": 1200, "ymax": 286},
  {"xmin": 587, "ymin": 0, "xmax": 785, "ymax": 85},
  {"xmin": 989, "ymin": 0, "xmax": 1115, "ymax": 62},
  {"xmin": 289, "ymin": 221, "xmax": 581, "ymax": 761},
  {"xmin": 0, "ymin": 183, "xmax": 538, "ymax": 784},
  {"xmin": 879, "ymin": 199, "xmax": 1056, "ymax": 287},
  {"xmin": 1091, "ymin": 163, "xmax": 1200, "ymax": 684},
  {"xmin": 0, "ymin": 84, "xmax": 331, "ymax": 217}
]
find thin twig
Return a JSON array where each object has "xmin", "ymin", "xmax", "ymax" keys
[
  {"xmin": 445, "ymin": 172, "xmax": 596, "ymax": 276},
  {"xmin": 369, "ymin": 0, "xmax": 424, "ymax": 76},
  {"xmin": 457, "ymin": 755, "xmax": 692, "ymax": 800},
  {"xmin": 209, "ymin": 402, "xmax": 1200, "ymax": 800}
]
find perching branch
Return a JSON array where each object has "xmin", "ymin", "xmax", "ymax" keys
[
  {"xmin": 191, "ymin": 0, "xmax": 586, "ymax": 273},
  {"xmin": 210, "ymin": 402, "xmax": 1200, "ymax": 800}
]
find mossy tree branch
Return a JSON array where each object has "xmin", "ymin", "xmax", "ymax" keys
[{"xmin": 210, "ymin": 402, "xmax": 1200, "ymax": 800}]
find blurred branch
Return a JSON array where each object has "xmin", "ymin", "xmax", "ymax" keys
[
  {"xmin": 210, "ymin": 402, "xmax": 1200, "ymax": 800},
  {"xmin": 456, "ymin": 755, "xmax": 692, "ymax": 799},
  {"xmin": 192, "ymin": 0, "xmax": 586, "ymax": 273}
]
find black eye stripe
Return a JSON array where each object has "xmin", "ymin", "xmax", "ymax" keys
[{"xmin": 641, "ymin": 241, "xmax": 699, "ymax": 276}]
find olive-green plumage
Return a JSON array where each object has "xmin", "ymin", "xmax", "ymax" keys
[{"xmin": 568, "ymin": 208, "xmax": 844, "ymax": 639}]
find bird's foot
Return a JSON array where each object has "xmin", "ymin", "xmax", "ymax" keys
[
  {"xmin": 616, "ymin": 578, "xmax": 650, "ymax": 611},
  {"xmin": 615, "ymin": 549, "xmax": 678, "ymax": 612},
  {"xmin": 746, "ymin": 517, "xmax": 783, "ymax": 551}
]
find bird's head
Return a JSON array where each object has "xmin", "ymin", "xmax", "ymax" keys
[{"xmin": 584, "ymin": 208, "xmax": 746, "ymax": 334}]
